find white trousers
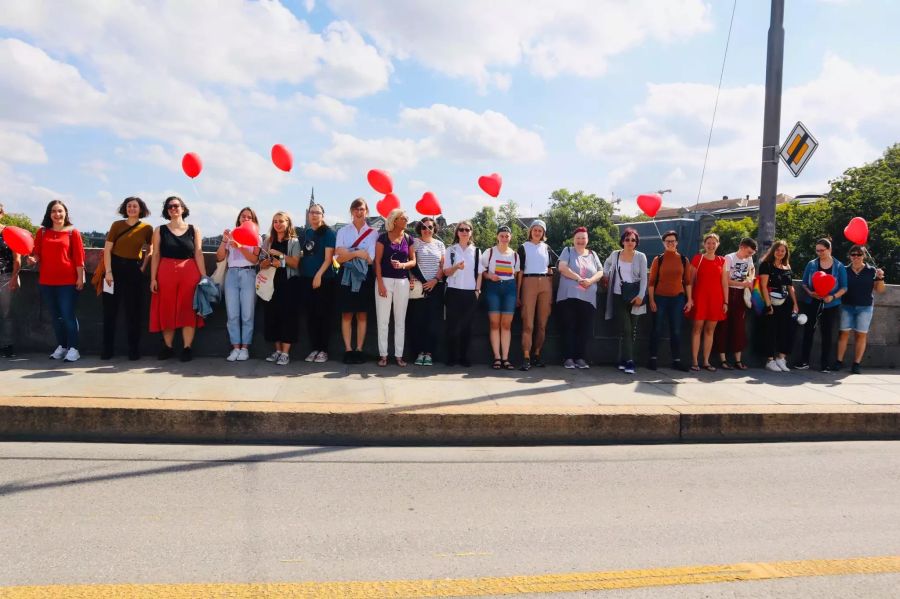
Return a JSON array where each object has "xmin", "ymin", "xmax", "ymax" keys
[{"xmin": 374, "ymin": 277, "xmax": 410, "ymax": 357}]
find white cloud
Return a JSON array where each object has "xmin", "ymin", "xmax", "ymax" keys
[
  {"xmin": 575, "ymin": 55, "xmax": 900, "ymax": 204},
  {"xmin": 315, "ymin": 21, "xmax": 392, "ymax": 98},
  {"xmin": 300, "ymin": 161, "xmax": 347, "ymax": 180},
  {"xmin": 0, "ymin": 130, "xmax": 48, "ymax": 164},
  {"xmin": 321, "ymin": 132, "xmax": 435, "ymax": 172},
  {"xmin": 328, "ymin": 0, "xmax": 711, "ymax": 90},
  {"xmin": 400, "ymin": 104, "xmax": 545, "ymax": 162}
]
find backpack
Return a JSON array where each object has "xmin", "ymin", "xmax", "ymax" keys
[{"xmin": 653, "ymin": 251, "xmax": 688, "ymax": 288}]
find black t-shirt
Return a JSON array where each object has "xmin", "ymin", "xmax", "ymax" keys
[
  {"xmin": 843, "ymin": 264, "xmax": 876, "ymax": 307},
  {"xmin": 0, "ymin": 237, "xmax": 13, "ymax": 275},
  {"xmin": 759, "ymin": 261, "xmax": 792, "ymax": 293},
  {"xmin": 159, "ymin": 224, "xmax": 195, "ymax": 259}
]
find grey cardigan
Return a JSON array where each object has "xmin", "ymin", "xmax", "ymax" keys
[
  {"xmin": 603, "ymin": 250, "xmax": 648, "ymax": 320},
  {"xmin": 261, "ymin": 234, "xmax": 302, "ymax": 279}
]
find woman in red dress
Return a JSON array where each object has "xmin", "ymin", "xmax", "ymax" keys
[{"xmin": 689, "ymin": 233, "xmax": 728, "ymax": 371}]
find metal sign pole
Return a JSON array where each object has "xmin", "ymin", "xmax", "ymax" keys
[{"xmin": 758, "ymin": 0, "xmax": 785, "ymax": 255}]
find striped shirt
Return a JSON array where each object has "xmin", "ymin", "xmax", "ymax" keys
[{"xmin": 413, "ymin": 237, "xmax": 445, "ymax": 281}]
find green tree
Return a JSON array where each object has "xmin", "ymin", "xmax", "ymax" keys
[
  {"xmin": 825, "ymin": 143, "xmax": 900, "ymax": 282},
  {"xmin": 708, "ymin": 217, "xmax": 758, "ymax": 253},
  {"xmin": 497, "ymin": 200, "xmax": 526, "ymax": 248},
  {"xmin": 542, "ymin": 189, "xmax": 618, "ymax": 258},
  {"xmin": 0, "ymin": 211, "xmax": 37, "ymax": 234},
  {"xmin": 470, "ymin": 205, "xmax": 498, "ymax": 250},
  {"xmin": 774, "ymin": 199, "xmax": 831, "ymax": 273}
]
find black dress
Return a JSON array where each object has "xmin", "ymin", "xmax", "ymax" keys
[{"xmin": 264, "ymin": 239, "xmax": 300, "ymax": 343}]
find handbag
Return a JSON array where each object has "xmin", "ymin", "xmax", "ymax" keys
[
  {"xmin": 255, "ymin": 266, "xmax": 276, "ymax": 301},
  {"xmin": 768, "ymin": 290, "xmax": 787, "ymax": 306},
  {"xmin": 616, "ymin": 252, "xmax": 640, "ymax": 302},
  {"xmin": 211, "ymin": 259, "xmax": 227, "ymax": 287},
  {"xmin": 409, "ymin": 279, "xmax": 424, "ymax": 300}
]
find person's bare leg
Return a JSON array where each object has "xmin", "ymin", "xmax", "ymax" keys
[
  {"xmin": 500, "ymin": 314, "xmax": 513, "ymax": 360},
  {"xmin": 853, "ymin": 332, "xmax": 867, "ymax": 364},
  {"xmin": 702, "ymin": 321, "xmax": 717, "ymax": 366},
  {"xmin": 355, "ymin": 312, "xmax": 367, "ymax": 351},
  {"xmin": 836, "ymin": 330, "xmax": 850, "ymax": 362},
  {"xmin": 162, "ymin": 329, "xmax": 175, "ymax": 348},
  {"xmin": 182, "ymin": 326, "xmax": 195, "ymax": 348},
  {"xmin": 489, "ymin": 314, "xmax": 501, "ymax": 359},
  {"xmin": 691, "ymin": 320, "xmax": 703, "ymax": 367},
  {"xmin": 341, "ymin": 313, "xmax": 353, "ymax": 352}
]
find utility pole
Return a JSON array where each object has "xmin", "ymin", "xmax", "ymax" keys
[{"xmin": 758, "ymin": 0, "xmax": 785, "ymax": 255}]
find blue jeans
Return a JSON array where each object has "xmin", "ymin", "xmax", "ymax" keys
[
  {"xmin": 224, "ymin": 267, "xmax": 257, "ymax": 345},
  {"xmin": 40, "ymin": 284, "xmax": 80, "ymax": 349},
  {"xmin": 649, "ymin": 294, "xmax": 686, "ymax": 360}
]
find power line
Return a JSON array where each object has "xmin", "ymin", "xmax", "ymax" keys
[{"xmin": 695, "ymin": 0, "xmax": 738, "ymax": 208}]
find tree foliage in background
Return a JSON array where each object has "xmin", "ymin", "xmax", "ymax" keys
[
  {"xmin": 0, "ymin": 212, "xmax": 37, "ymax": 234},
  {"xmin": 825, "ymin": 143, "xmax": 900, "ymax": 283},
  {"xmin": 541, "ymin": 189, "xmax": 618, "ymax": 258},
  {"xmin": 709, "ymin": 217, "xmax": 758, "ymax": 254},
  {"xmin": 773, "ymin": 200, "xmax": 831, "ymax": 273},
  {"xmin": 470, "ymin": 205, "xmax": 498, "ymax": 250},
  {"xmin": 497, "ymin": 200, "xmax": 527, "ymax": 248}
]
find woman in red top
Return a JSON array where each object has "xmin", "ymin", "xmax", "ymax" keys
[
  {"xmin": 31, "ymin": 200, "xmax": 86, "ymax": 362},
  {"xmin": 689, "ymin": 233, "xmax": 728, "ymax": 372}
]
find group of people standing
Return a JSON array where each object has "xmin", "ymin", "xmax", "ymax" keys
[{"xmin": 0, "ymin": 198, "xmax": 887, "ymax": 374}]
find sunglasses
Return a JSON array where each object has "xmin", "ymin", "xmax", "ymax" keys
[
  {"xmin": 166, "ymin": 204, "xmax": 182, "ymax": 210},
  {"xmin": 421, "ymin": 225, "xmax": 434, "ymax": 231},
  {"xmin": 850, "ymin": 253, "xmax": 863, "ymax": 257},
  {"xmin": 457, "ymin": 228, "xmax": 471, "ymax": 233}
]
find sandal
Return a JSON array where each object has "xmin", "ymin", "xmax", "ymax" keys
[
  {"xmin": 502, "ymin": 360, "xmax": 515, "ymax": 370},
  {"xmin": 396, "ymin": 357, "xmax": 407, "ymax": 367},
  {"xmin": 720, "ymin": 361, "xmax": 733, "ymax": 370},
  {"xmin": 703, "ymin": 364, "xmax": 717, "ymax": 372},
  {"xmin": 491, "ymin": 358, "xmax": 502, "ymax": 370},
  {"xmin": 377, "ymin": 356, "xmax": 388, "ymax": 367},
  {"xmin": 690, "ymin": 364, "xmax": 701, "ymax": 372},
  {"xmin": 734, "ymin": 361, "xmax": 748, "ymax": 370}
]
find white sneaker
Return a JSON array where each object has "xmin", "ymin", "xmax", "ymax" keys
[
  {"xmin": 63, "ymin": 347, "xmax": 80, "ymax": 362},
  {"xmin": 775, "ymin": 358, "xmax": 790, "ymax": 372},
  {"xmin": 226, "ymin": 348, "xmax": 240, "ymax": 362},
  {"xmin": 266, "ymin": 351, "xmax": 281, "ymax": 362},
  {"xmin": 276, "ymin": 353, "xmax": 290, "ymax": 366},
  {"xmin": 314, "ymin": 351, "xmax": 328, "ymax": 363},
  {"xmin": 236, "ymin": 348, "xmax": 249, "ymax": 361},
  {"xmin": 305, "ymin": 350, "xmax": 319, "ymax": 362},
  {"xmin": 50, "ymin": 345, "xmax": 67, "ymax": 360},
  {"xmin": 765, "ymin": 359, "xmax": 782, "ymax": 372}
]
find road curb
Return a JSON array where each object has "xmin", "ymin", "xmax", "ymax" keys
[{"xmin": 1, "ymin": 398, "xmax": 898, "ymax": 445}]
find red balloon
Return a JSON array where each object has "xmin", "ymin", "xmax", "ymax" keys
[
  {"xmin": 812, "ymin": 271, "xmax": 837, "ymax": 297},
  {"xmin": 376, "ymin": 193, "xmax": 400, "ymax": 218},
  {"xmin": 843, "ymin": 217, "xmax": 869, "ymax": 245},
  {"xmin": 636, "ymin": 193, "xmax": 662, "ymax": 218},
  {"xmin": 182, "ymin": 152, "xmax": 202, "ymax": 178},
  {"xmin": 231, "ymin": 221, "xmax": 260, "ymax": 247},
  {"xmin": 478, "ymin": 173, "xmax": 502, "ymax": 198},
  {"xmin": 367, "ymin": 169, "xmax": 393, "ymax": 195},
  {"xmin": 1, "ymin": 226, "xmax": 34, "ymax": 255},
  {"xmin": 271, "ymin": 144, "xmax": 293, "ymax": 172},
  {"xmin": 416, "ymin": 191, "xmax": 441, "ymax": 216}
]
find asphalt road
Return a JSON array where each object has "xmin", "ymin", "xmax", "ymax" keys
[{"xmin": 1, "ymin": 441, "xmax": 899, "ymax": 597}]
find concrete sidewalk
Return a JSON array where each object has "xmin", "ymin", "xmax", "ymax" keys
[{"xmin": 1, "ymin": 354, "xmax": 898, "ymax": 444}]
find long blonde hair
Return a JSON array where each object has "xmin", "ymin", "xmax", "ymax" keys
[{"xmin": 268, "ymin": 211, "xmax": 297, "ymax": 244}]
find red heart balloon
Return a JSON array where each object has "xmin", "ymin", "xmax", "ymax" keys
[
  {"xmin": 416, "ymin": 191, "xmax": 441, "ymax": 216},
  {"xmin": 478, "ymin": 173, "xmax": 502, "ymax": 198},
  {"xmin": 812, "ymin": 271, "xmax": 837, "ymax": 297},
  {"xmin": 376, "ymin": 193, "xmax": 400, "ymax": 218},
  {"xmin": 367, "ymin": 169, "xmax": 393, "ymax": 195},
  {"xmin": 636, "ymin": 193, "xmax": 662, "ymax": 218},
  {"xmin": 231, "ymin": 221, "xmax": 260, "ymax": 247},
  {"xmin": 843, "ymin": 217, "xmax": 868, "ymax": 245},
  {"xmin": 271, "ymin": 144, "xmax": 293, "ymax": 172},
  {"xmin": 181, "ymin": 152, "xmax": 202, "ymax": 179},
  {"xmin": 1, "ymin": 225, "xmax": 34, "ymax": 255}
]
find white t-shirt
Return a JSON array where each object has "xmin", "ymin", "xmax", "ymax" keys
[
  {"xmin": 479, "ymin": 246, "xmax": 520, "ymax": 280},
  {"xmin": 444, "ymin": 243, "xmax": 478, "ymax": 290},
  {"xmin": 413, "ymin": 237, "xmax": 445, "ymax": 281},
  {"xmin": 614, "ymin": 260, "xmax": 634, "ymax": 295},
  {"xmin": 521, "ymin": 241, "xmax": 551, "ymax": 274},
  {"xmin": 335, "ymin": 222, "xmax": 377, "ymax": 261},
  {"xmin": 725, "ymin": 252, "xmax": 754, "ymax": 288},
  {"xmin": 227, "ymin": 235, "xmax": 262, "ymax": 267}
]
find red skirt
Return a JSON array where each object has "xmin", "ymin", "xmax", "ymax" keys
[{"xmin": 150, "ymin": 258, "xmax": 205, "ymax": 332}]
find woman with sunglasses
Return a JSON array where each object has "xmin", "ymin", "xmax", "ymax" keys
[
  {"xmin": 216, "ymin": 207, "xmax": 260, "ymax": 362},
  {"xmin": 603, "ymin": 228, "xmax": 647, "ymax": 374},
  {"xmin": 150, "ymin": 196, "xmax": 206, "ymax": 362},
  {"xmin": 557, "ymin": 227, "xmax": 603, "ymax": 369},
  {"xmin": 374, "ymin": 208, "xmax": 416, "ymax": 367},
  {"xmin": 688, "ymin": 233, "xmax": 728, "ymax": 372},
  {"xmin": 408, "ymin": 217, "xmax": 445, "ymax": 366},
  {"xmin": 442, "ymin": 221, "xmax": 481, "ymax": 367},
  {"xmin": 835, "ymin": 245, "xmax": 885, "ymax": 374},
  {"xmin": 479, "ymin": 225, "xmax": 521, "ymax": 370},
  {"xmin": 298, "ymin": 203, "xmax": 336, "ymax": 363},
  {"xmin": 796, "ymin": 238, "xmax": 847, "ymax": 372}
]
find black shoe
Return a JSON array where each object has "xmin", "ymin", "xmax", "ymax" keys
[
  {"xmin": 352, "ymin": 350, "xmax": 365, "ymax": 364},
  {"xmin": 343, "ymin": 350, "xmax": 353, "ymax": 364},
  {"xmin": 445, "ymin": 359, "xmax": 457, "ymax": 367},
  {"xmin": 459, "ymin": 358, "xmax": 471, "ymax": 368},
  {"xmin": 128, "ymin": 351, "xmax": 141, "ymax": 361},
  {"xmin": 531, "ymin": 356, "xmax": 545, "ymax": 367},
  {"xmin": 157, "ymin": 345, "xmax": 174, "ymax": 360},
  {"xmin": 519, "ymin": 359, "xmax": 531, "ymax": 372},
  {"xmin": 647, "ymin": 357, "xmax": 658, "ymax": 371},
  {"xmin": 851, "ymin": 362, "xmax": 861, "ymax": 374},
  {"xmin": 100, "ymin": 351, "xmax": 113, "ymax": 360},
  {"xmin": 672, "ymin": 359, "xmax": 689, "ymax": 372},
  {"xmin": 794, "ymin": 362, "xmax": 809, "ymax": 370},
  {"xmin": 820, "ymin": 365, "xmax": 832, "ymax": 373},
  {"xmin": 831, "ymin": 360, "xmax": 843, "ymax": 372},
  {"xmin": 180, "ymin": 347, "xmax": 193, "ymax": 362},
  {"xmin": 1, "ymin": 345, "xmax": 14, "ymax": 358}
]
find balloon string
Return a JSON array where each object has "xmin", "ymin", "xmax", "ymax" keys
[
  {"xmin": 190, "ymin": 179, "xmax": 202, "ymax": 201},
  {"xmin": 651, "ymin": 219, "xmax": 662, "ymax": 239},
  {"xmin": 862, "ymin": 246, "xmax": 879, "ymax": 269}
]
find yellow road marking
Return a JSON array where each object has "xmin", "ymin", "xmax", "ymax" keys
[{"xmin": 1, "ymin": 556, "xmax": 899, "ymax": 598}]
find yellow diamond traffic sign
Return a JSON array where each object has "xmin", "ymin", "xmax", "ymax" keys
[{"xmin": 779, "ymin": 121, "xmax": 818, "ymax": 177}]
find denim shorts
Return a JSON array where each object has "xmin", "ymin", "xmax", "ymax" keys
[
  {"xmin": 840, "ymin": 304, "xmax": 874, "ymax": 333},
  {"xmin": 483, "ymin": 279, "xmax": 517, "ymax": 314}
]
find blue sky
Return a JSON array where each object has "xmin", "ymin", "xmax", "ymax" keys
[{"xmin": 1, "ymin": 0, "xmax": 898, "ymax": 234}]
